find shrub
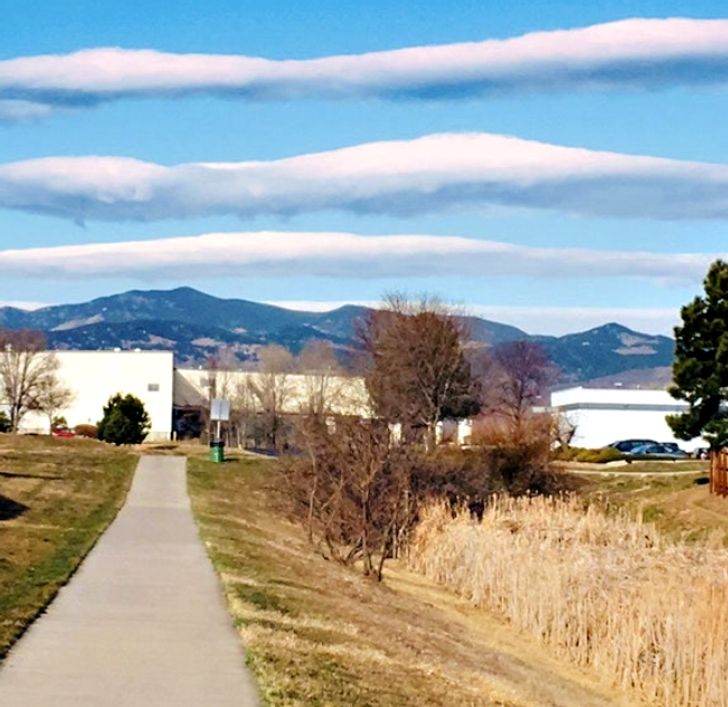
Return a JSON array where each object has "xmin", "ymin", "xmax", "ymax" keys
[
  {"xmin": 282, "ymin": 416, "xmax": 572, "ymax": 579},
  {"xmin": 51, "ymin": 415, "xmax": 68, "ymax": 430},
  {"xmin": 73, "ymin": 423, "xmax": 97, "ymax": 439},
  {"xmin": 97, "ymin": 394, "xmax": 150, "ymax": 445},
  {"xmin": 0, "ymin": 410, "xmax": 10, "ymax": 433},
  {"xmin": 552, "ymin": 446, "xmax": 623, "ymax": 463}
]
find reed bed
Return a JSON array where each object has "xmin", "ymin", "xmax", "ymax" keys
[{"xmin": 408, "ymin": 496, "xmax": 728, "ymax": 706}]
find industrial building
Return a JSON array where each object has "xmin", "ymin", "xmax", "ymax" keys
[
  {"xmin": 17, "ymin": 350, "xmax": 176, "ymax": 441},
  {"xmin": 9, "ymin": 349, "xmax": 705, "ymax": 452},
  {"xmin": 13, "ymin": 350, "xmax": 370, "ymax": 441},
  {"xmin": 550, "ymin": 386, "xmax": 702, "ymax": 451}
]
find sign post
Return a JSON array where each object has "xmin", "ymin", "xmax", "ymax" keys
[{"xmin": 209, "ymin": 398, "xmax": 230, "ymax": 464}]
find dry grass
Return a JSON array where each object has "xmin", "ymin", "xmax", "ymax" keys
[
  {"xmin": 0, "ymin": 433, "xmax": 136, "ymax": 657},
  {"xmin": 579, "ymin": 469, "xmax": 728, "ymax": 545},
  {"xmin": 409, "ymin": 496, "xmax": 728, "ymax": 707},
  {"xmin": 188, "ymin": 456, "xmax": 633, "ymax": 706}
]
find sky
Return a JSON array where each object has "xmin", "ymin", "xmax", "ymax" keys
[{"xmin": 1, "ymin": 0, "xmax": 728, "ymax": 335}]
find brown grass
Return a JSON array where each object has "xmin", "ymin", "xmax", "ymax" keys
[
  {"xmin": 188, "ymin": 455, "xmax": 637, "ymax": 706},
  {"xmin": 0, "ymin": 433, "xmax": 136, "ymax": 657},
  {"xmin": 408, "ymin": 496, "xmax": 728, "ymax": 707}
]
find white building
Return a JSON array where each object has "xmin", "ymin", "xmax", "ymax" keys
[
  {"xmin": 18, "ymin": 350, "xmax": 175, "ymax": 441},
  {"xmin": 174, "ymin": 367, "xmax": 371, "ymax": 417},
  {"xmin": 550, "ymin": 386, "xmax": 702, "ymax": 451}
]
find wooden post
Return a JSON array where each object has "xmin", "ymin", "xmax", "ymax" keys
[{"xmin": 710, "ymin": 449, "xmax": 728, "ymax": 497}]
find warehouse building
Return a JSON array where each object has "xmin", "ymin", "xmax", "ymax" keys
[
  {"xmin": 550, "ymin": 386, "xmax": 702, "ymax": 451},
  {"xmin": 16, "ymin": 350, "xmax": 175, "ymax": 441}
]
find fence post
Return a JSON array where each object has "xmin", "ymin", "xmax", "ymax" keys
[{"xmin": 710, "ymin": 449, "xmax": 728, "ymax": 497}]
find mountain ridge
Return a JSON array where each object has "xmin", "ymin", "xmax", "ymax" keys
[{"xmin": 0, "ymin": 287, "xmax": 675, "ymax": 384}]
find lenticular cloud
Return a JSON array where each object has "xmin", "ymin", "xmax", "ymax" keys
[
  {"xmin": 1, "ymin": 132, "xmax": 728, "ymax": 222},
  {"xmin": 0, "ymin": 231, "xmax": 717, "ymax": 283},
  {"xmin": 3, "ymin": 18, "xmax": 728, "ymax": 113}
]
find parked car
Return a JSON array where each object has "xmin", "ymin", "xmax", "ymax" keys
[
  {"xmin": 692, "ymin": 447, "xmax": 710, "ymax": 460},
  {"xmin": 607, "ymin": 439, "xmax": 659, "ymax": 453},
  {"xmin": 51, "ymin": 426, "xmax": 75, "ymax": 438},
  {"xmin": 624, "ymin": 442, "xmax": 690, "ymax": 461}
]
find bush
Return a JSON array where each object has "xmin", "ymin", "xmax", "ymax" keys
[
  {"xmin": 552, "ymin": 446, "xmax": 623, "ymax": 463},
  {"xmin": 51, "ymin": 415, "xmax": 68, "ymax": 430},
  {"xmin": 0, "ymin": 410, "xmax": 10, "ymax": 433},
  {"xmin": 282, "ymin": 416, "xmax": 573, "ymax": 579},
  {"xmin": 73, "ymin": 424, "xmax": 97, "ymax": 439},
  {"xmin": 97, "ymin": 394, "xmax": 150, "ymax": 445}
]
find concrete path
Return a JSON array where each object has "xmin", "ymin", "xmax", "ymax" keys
[{"xmin": 0, "ymin": 456, "xmax": 259, "ymax": 706}]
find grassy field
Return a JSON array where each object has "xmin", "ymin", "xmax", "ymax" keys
[
  {"xmin": 572, "ymin": 461, "xmax": 728, "ymax": 544},
  {"xmin": 188, "ymin": 454, "xmax": 637, "ymax": 707},
  {"xmin": 0, "ymin": 434, "xmax": 136, "ymax": 657}
]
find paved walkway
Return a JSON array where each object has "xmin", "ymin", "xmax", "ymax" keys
[{"xmin": 0, "ymin": 456, "xmax": 259, "ymax": 706}]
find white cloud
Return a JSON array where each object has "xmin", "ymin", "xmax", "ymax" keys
[
  {"xmin": 3, "ymin": 132, "xmax": 728, "ymax": 222},
  {"xmin": 0, "ymin": 230, "xmax": 720, "ymax": 283},
  {"xmin": 0, "ymin": 299, "xmax": 48, "ymax": 310},
  {"xmin": 4, "ymin": 18, "xmax": 728, "ymax": 115},
  {"xmin": 0, "ymin": 99, "xmax": 54, "ymax": 122}
]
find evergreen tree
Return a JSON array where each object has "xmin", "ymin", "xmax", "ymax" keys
[
  {"xmin": 97, "ymin": 393, "xmax": 150, "ymax": 445},
  {"xmin": 668, "ymin": 259, "xmax": 728, "ymax": 448}
]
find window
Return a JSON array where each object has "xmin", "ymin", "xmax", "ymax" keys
[{"xmin": 148, "ymin": 383, "xmax": 160, "ymax": 392}]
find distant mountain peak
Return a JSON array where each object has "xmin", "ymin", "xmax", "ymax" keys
[{"xmin": 0, "ymin": 286, "xmax": 675, "ymax": 384}]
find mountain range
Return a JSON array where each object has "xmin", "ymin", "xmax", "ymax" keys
[{"xmin": 0, "ymin": 287, "xmax": 675, "ymax": 385}]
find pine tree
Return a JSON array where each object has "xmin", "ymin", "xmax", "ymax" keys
[
  {"xmin": 97, "ymin": 393, "xmax": 150, "ymax": 445},
  {"xmin": 668, "ymin": 259, "xmax": 728, "ymax": 448}
]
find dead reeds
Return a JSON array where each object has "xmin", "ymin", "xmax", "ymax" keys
[{"xmin": 408, "ymin": 495, "xmax": 728, "ymax": 706}]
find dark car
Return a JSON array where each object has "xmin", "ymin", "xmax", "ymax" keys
[
  {"xmin": 607, "ymin": 439, "xmax": 659, "ymax": 453},
  {"xmin": 625, "ymin": 442, "xmax": 690, "ymax": 461}
]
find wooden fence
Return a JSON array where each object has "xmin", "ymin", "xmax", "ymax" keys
[{"xmin": 710, "ymin": 449, "xmax": 728, "ymax": 497}]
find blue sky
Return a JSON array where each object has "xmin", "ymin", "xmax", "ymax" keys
[{"xmin": 1, "ymin": 0, "xmax": 728, "ymax": 334}]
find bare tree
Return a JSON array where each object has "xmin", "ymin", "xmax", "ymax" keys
[
  {"xmin": 34, "ymin": 375, "xmax": 75, "ymax": 432},
  {"xmin": 479, "ymin": 340, "xmax": 555, "ymax": 437},
  {"xmin": 297, "ymin": 340, "xmax": 344, "ymax": 418},
  {"xmin": 359, "ymin": 294, "xmax": 480, "ymax": 450},
  {"xmin": 230, "ymin": 375, "xmax": 258, "ymax": 448},
  {"xmin": 202, "ymin": 347, "xmax": 239, "ymax": 442},
  {"xmin": 0, "ymin": 330, "xmax": 64, "ymax": 432},
  {"xmin": 285, "ymin": 416, "xmax": 418, "ymax": 580},
  {"xmin": 251, "ymin": 344, "xmax": 295, "ymax": 450}
]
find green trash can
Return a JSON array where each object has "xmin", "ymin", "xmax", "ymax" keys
[{"xmin": 209, "ymin": 440, "xmax": 224, "ymax": 463}]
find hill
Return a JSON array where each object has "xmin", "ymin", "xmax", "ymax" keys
[{"xmin": 0, "ymin": 288, "xmax": 674, "ymax": 383}]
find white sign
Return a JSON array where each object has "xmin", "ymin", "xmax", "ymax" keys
[{"xmin": 210, "ymin": 398, "xmax": 230, "ymax": 421}]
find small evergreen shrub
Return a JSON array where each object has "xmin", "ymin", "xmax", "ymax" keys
[{"xmin": 97, "ymin": 394, "xmax": 150, "ymax": 445}]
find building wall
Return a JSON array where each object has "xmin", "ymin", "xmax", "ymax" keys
[
  {"xmin": 550, "ymin": 386, "xmax": 702, "ymax": 450},
  {"xmin": 19, "ymin": 350, "xmax": 174, "ymax": 441},
  {"xmin": 174, "ymin": 368, "xmax": 372, "ymax": 417}
]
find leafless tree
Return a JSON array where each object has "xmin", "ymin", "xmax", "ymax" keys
[
  {"xmin": 285, "ymin": 415, "xmax": 418, "ymax": 580},
  {"xmin": 34, "ymin": 376, "xmax": 75, "ymax": 432},
  {"xmin": 297, "ymin": 340, "xmax": 345, "ymax": 418},
  {"xmin": 204, "ymin": 347, "xmax": 238, "ymax": 400},
  {"xmin": 251, "ymin": 344, "xmax": 296, "ymax": 450},
  {"xmin": 479, "ymin": 340, "xmax": 556, "ymax": 438},
  {"xmin": 359, "ymin": 294, "xmax": 480, "ymax": 450},
  {"xmin": 230, "ymin": 376, "xmax": 258, "ymax": 448},
  {"xmin": 0, "ymin": 330, "xmax": 64, "ymax": 432}
]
